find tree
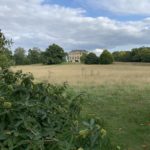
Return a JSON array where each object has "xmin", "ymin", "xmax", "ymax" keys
[
  {"xmin": 131, "ymin": 48, "xmax": 143, "ymax": 62},
  {"xmin": 131, "ymin": 47, "xmax": 150, "ymax": 62},
  {"xmin": 14, "ymin": 47, "xmax": 27, "ymax": 65},
  {"xmin": 80, "ymin": 53, "xmax": 87, "ymax": 63},
  {"xmin": 141, "ymin": 49, "xmax": 150, "ymax": 62},
  {"xmin": 112, "ymin": 51, "xmax": 132, "ymax": 62},
  {"xmin": 43, "ymin": 44, "xmax": 65, "ymax": 64},
  {"xmin": 99, "ymin": 50, "xmax": 114, "ymax": 64},
  {"xmin": 85, "ymin": 53, "xmax": 99, "ymax": 64},
  {"xmin": 0, "ymin": 29, "xmax": 12, "ymax": 52},
  {"xmin": 27, "ymin": 47, "xmax": 42, "ymax": 64},
  {"xmin": 0, "ymin": 30, "xmax": 13, "ymax": 69}
]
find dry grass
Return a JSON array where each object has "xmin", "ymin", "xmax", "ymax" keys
[{"xmin": 11, "ymin": 62, "xmax": 150, "ymax": 86}]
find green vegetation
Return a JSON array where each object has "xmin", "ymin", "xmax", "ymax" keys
[
  {"xmin": 0, "ymin": 69, "xmax": 117, "ymax": 150},
  {"xmin": 84, "ymin": 53, "xmax": 99, "ymax": 64},
  {"xmin": 11, "ymin": 64, "xmax": 150, "ymax": 150},
  {"xmin": 27, "ymin": 47, "xmax": 42, "ymax": 64},
  {"xmin": 80, "ymin": 53, "xmax": 87, "ymax": 64},
  {"xmin": 14, "ymin": 47, "xmax": 27, "ymax": 65},
  {"xmin": 81, "ymin": 50, "xmax": 114, "ymax": 65},
  {"xmin": 42, "ymin": 44, "xmax": 66, "ymax": 64},
  {"xmin": 73, "ymin": 84, "xmax": 150, "ymax": 150},
  {"xmin": 113, "ymin": 47, "xmax": 150, "ymax": 62},
  {"xmin": 13, "ymin": 44, "xmax": 66, "ymax": 65},
  {"xmin": 99, "ymin": 50, "xmax": 114, "ymax": 64},
  {"xmin": 0, "ymin": 30, "xmax": 13, "ymax": 69},
  {"xmin": 1, "ymin": 29, "xmax": 150, "ymax": 149}
]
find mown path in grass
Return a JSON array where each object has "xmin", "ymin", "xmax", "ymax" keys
[{"xmin": 70, "ymin": 84, "xmax": 150, "ymax": 150}]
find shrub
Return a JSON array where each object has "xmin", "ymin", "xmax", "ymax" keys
[
  {"xmin": 85, "ymin": 53, "xmax": 99, "ymax": 64},
  {"xmin": 99, "ymin": 50, "xmax": 114, "ymax": 64},
  {"xmin": 0, "ymin": 69, "xmax": 118, "ymax": 150}
]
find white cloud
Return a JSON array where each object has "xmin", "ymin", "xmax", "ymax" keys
[
  {"xmin": 84, "ymin": 0, "xmax": 150, "ymax": 15},
  {"xmin": 91, "ymin": 49, "xmax": 104, "ymax": 56},
  {"xmin": 0, "ymin": 0, "xmax": 150, "ymax": 51}
]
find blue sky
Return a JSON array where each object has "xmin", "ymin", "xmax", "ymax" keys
[
  {"xmin": 1, "ymin": 0, "xmax": 150, "ymax": 52},
  {"xmin": 44, "ymin": 0, "xmax": 149, "ymax": 21}
]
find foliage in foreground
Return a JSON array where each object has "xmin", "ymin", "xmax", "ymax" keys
[
  {"xmin": 0, "ymin": 30, "xmax": 14, "ymax": 69},
  {"xmin": 0, "ymin": 69, "xmax": 119, "ymax": 150}
]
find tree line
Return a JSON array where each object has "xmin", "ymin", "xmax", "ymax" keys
[
  {"xmin": 80, "ymin": 50, "xmax": 114, "ymax": 64},
  {"xmin": 13, "ymin": 44, "xmax": 66, "ymax": 65},
  {"xmin": 1, "ymin": 29, "xmax": 150, "ymax": 69},
  {"xmin": 112, "ymin": 47, "xmax": 150, "ymax": 62},
  {"xmin": 81, "ymin": 47, "xmax": 150, "ymax": 64},
  {"xmin": 0, "ymin": 30, "xmax": 66, "ymax": 68}
]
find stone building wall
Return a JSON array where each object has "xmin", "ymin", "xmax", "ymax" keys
[{"xmin": 68, "ymin": 50, "xmax": 87, "ymax": 63}]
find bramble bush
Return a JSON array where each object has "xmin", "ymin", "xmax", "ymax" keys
[{"xmin": 0, "ymin": 69, "xmax": 119, "ymax": 150}]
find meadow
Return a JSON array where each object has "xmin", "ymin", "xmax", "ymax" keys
[{"xmin": 12, "ymin": 63, "xmax": 150, "ymax": 150}]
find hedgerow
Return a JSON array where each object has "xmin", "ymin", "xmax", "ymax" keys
[{"xmin": 0, "ymin": 69, "xmax": 119, "ymax": 150}]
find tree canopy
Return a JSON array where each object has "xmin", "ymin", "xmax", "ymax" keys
[
  {"xmin": 85, "ymin": 53, "xmax": 99, "ymax": 64},
  {"xmin": 42, "ymin": 44, "xmax": 65, "ymax": 64},
  {"xmin": 0, "ymin": 30, "xmax": 13, "ymax": 69},
  {"xmin": 14, "ymin": 47, "xmax": 27, "ymax": 65},
  {"xmin": 99, "ymin": 50, "xmax": 114, "ymax": 64},
  {"xmin": 27, "ymin": 47, "xmax": 42, "ymax": 64},
  {"xmin": 80, "ymin": 53, "xmax": 88, "ymax": 64},
  {"xmin": 112, "ymin": 47, "xmax": 150, "ymax": 62}
]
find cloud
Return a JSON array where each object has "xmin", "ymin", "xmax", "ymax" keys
[
  {"xmin": 83, "ymin": 0, "xmax": 150, "ymax": 15},
  {"xmin": 0, "ymin": 0, "xmax": 150, "ymax": 51},
  {"xmin": 92, "ymin": 49, "xmax": 104, "ymax": 56}
]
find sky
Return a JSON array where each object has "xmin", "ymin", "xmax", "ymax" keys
[{"xmin": 1, "ymin": 0, "xmax": 150, "ymax": 52}]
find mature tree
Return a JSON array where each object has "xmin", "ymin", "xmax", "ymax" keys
[
  {"xmin": 80, "ymin": 53, "xmax": 88, "ymax": 64},
  {"xmin": 131, "ymin": 47, "xmax": 150, "ymax": 62},
  {"xmin": 0, "ymin": 30, "xmax": 13, "ymax": 69},
  {"xmin": 112, "ymin": 51, "xmax": 132, "ymax": 62},
  {"xmin": 99, "ymin": 50, "xmax": 114, "ymax": 64},
  {"xmin": 131, "ymin": 48, "xmax": 143, "ymax": 62},
  {"xmin": 0, "ymin": 30, "xmax": 12, "ymax": 52},
  {"xmin": 43, "ymin": 44, "xmax": 65, "ymax": 64},
  {"xmin": 85, "ymin": 53, "xmax": 99, "ymax": 64},
  {"xmin": 140, "ymin": 48, "xmax": 150, "ymax": 62},
  {"xmin": 27, "ymin": 47, "xmax": 42, "ymax": 64},
  {"xmin": 14, "ymin": 47, "xmax": 27, "ymax": 65}
]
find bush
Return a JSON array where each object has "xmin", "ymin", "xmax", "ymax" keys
[
  {"xmin": 0, "ymin": 69, "xmax": 118, "ymax": 150},
  {"xmin": 99, "ymin": 50, "xmax": 114, "ymax": 64},
  {"xmin": 85, "ymin": 53, "xmax": 99, "ymax": 64}
]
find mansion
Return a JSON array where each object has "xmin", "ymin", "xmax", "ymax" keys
[{"xmin": 67, "ymin": 50, "xmax": 88, "ymax": 63}]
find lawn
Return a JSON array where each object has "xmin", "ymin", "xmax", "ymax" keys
[{"xmin": 12, "ymin": 63, "xmax": 150, "ymax": 150}]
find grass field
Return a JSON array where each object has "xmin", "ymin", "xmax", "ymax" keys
[
  {"xmin": 12, "ymin": 62, "xmax": 150, "ymax": 86},
  {"xmin": 12, "ymin": 63, "xmax": 150, "ymax": 150}
]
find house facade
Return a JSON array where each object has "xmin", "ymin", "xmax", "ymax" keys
[{"xmin": 68, "ymin": 50, "xmax": 87, "ymax": 63}]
